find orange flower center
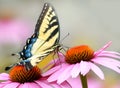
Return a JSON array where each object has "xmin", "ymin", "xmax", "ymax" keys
[
  {"xmin": 65, "ymin": 45, "xmax": 94, "ymax": 64},
  {"xmin": 9, "ymin": 65, "xmax": 41, "ymax": 83}
]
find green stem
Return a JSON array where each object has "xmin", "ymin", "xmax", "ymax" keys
[{"xmin": 80, "ymin": 74, "xmax": 88, "ymax": 88}]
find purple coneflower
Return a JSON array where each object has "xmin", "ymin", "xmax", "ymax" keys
[
  {"xmin": 0, "ymin": 65, "xmax": 71, "ymax": 88},
  {"xmin": 43, "ymin": 41, "xmax": 120, "ymax": 88}
]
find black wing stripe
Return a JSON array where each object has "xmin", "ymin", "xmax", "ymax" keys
[
  {"xmin": 46, "ymin": 27, "xmax": 59, "ymax": 41},
  {"xmin": 43, "ymin": 16, "xmax": 57, "ymax": 33},
  {"xmin": 34, "ymin": 26, "xmax": 59, "ymax": 53},
  {"xmin": 43, "ymin": 38, "xmax": 59, "ymax": 51},
  {"xmin": 35, "ymin": 3, "xmax": 49, "ymax": 32},
  {"xmin": 50, "ymin": 16, "xmax": 58, "ymax": 24}
]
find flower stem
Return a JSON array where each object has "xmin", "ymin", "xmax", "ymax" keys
[{"xmin": 80, "ymin": 74, "xmax": 88, "ymax": 88}]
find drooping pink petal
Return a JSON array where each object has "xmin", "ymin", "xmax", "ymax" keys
[
  {"xmin": 35, "ymin": 80, "xmax": 52, "ymax": 88},
  {"xmin": 94, "ymin": 41, "xmax": 112, "ymax": 56},
  {"xmin": 0, "ymin": 73, "xmax": 10, "ymax": 80},
  {"xmin": 3, "ymin": 82, "xmax": 20, "ymax": 88},
  {"xmin": 19, "ymin": 82, "xmax": 40, "ymax": 88},
  {"xmin": 57, "ymin": 65, "xmax": 74, "ymax": 84},
  {"xmin": 80, "ymin": 61, "xmax": 90, "ymax": 76},
  {"xmin": 97, "ymin": 53, "xmax": 120, "ymax": 59},
  {"xmin": 101, "ymin": 51, "xmax": 120, "ymax": 56},
  {"xmin": 71, "ymin": 63, "xmax": 81, "ymax": 78},
  {"xmin": 89, "ymin": 62, "xmax": 104, "ymax": 80},
  {"xmin": 92, "ymin": 58, "xmax": 120, "ymax": 73},
  {"xmin": 47, "ymin": 64, "xmax": 69, "ymax": 82}
]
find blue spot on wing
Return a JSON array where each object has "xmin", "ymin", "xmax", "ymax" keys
[
  {"xmin": 20, "ymin": 34, "xmax": 38, "ymax": 59},
  {"xmin": 24, "ymin": 53, "xmax": 32, "ymax": 58},
  {"xmin": 30, "ymin": 37, "xmax": 37, "ymax": 43}
]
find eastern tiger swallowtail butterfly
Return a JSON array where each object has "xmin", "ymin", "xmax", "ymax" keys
[{"xmin": 5, "ymin": 3, "xmax": 60, "ymax": 71}]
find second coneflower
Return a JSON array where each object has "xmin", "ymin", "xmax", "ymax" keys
[{"xmin": 43, "ymin": 41, "xmax": 120, "ymax": 88}]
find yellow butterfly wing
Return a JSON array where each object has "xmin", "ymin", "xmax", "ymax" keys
[{"xmin": 29, "ymin": 3, "xmax": 60, "ymax": 66}]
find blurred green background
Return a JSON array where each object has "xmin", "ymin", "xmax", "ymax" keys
[{"xmin": 0, "ymin": 0, "xmax": 120, "ymax": 87}]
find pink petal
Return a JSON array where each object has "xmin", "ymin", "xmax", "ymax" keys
[
  {"xmin": 0, "ymin": 83, "xmax": 5, "ymax": 88},
  {"xmin": 42, "ymin": 65, "xmax": 61, "ymax": 76},
  {"xmin": 51, "ymin": 52, "xmax": 66, "ymax": 64},
  {"xmin": 97, "ymin": 53, "xmax": 120, "ymax": 59},
  {"xmin": 92, "ymin": 58, "xmax": 120, "ymax": 73},
  {"xmin": 57, "ymin": 65, "xmax": 74, "ymax": 84},
  {"xmin": 3, "ymin": 82, "xmax": 20, "ymax": 88},
  {"xmin": 89, "ymin": 62, "xmax": 104, "ymax": 80},
  {"xmin": 35, "ymin": 80, "xmax": 52, "ymax": 88},
  {"xmin": 102, "ymin": 51, "xmax": 120, "ymax": 56},
  {"xmin": 19, "ymin": 82, "xmax": 40, "ymax": 88},
  {"xmin": 95, "ymin": 58, "xmax": 120, "ymax": 67},
  {"xmin": 0, "ymin": 81, "xmax": 12, "ymax": 87},
  {"xmin": 94, "ymin": 41, "xmax": 112, "ymax": 56},
  {"xmin": 80, "ymin": 61, "xmax": 90, "ymax": 76},
  {"xmin": 47, "ymin": 64, "xmax": 69, "ymax": 82},
  {"xmin": 61, "ymin": 81, "xmax": 72, "ymax": 88},
  {"xmin": 71, "ymin": 63, "xmax": 81, "ymax": 78},
  {"xmin": 0, "ymin": 73, "xmax": 10, "ymax": 80},
  {"xmin": 57, "ymin": 52, "xmax": 66, "ymax": 62},
  {"xmin": 53, "ymin": 52, "xmax": 66, "ymax": 64}
]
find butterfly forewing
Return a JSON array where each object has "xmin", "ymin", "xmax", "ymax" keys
[
  {"xmin": 31, "ymin": 3, "xmax": 60, "ymax": 56},
  {"xmin": 19, "ymin": 3, "xmax": 60, "ymax": 69}
]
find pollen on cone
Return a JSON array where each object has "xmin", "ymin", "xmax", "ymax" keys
[
  {"xmin": 65, "ymin": 45, "xmax": 94, "ymax": 64},
  {"xmin": 9, "ymin": 65, "xmax": 41, "ymax": 83}
]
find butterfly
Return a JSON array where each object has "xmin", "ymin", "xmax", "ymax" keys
[{"xmin": 5, "ymin": 3, "xmax": 60, "ymax": 71}]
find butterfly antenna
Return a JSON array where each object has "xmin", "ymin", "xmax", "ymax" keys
[
  {"xmin": 60, "ymin": 33, "xmax": 70, "ymax": 43},
  {"xmin": 5, "ymin": 53, "xmax": 20, "ymax": 71},
  {"xmin": 11, "ymin": 53, "xmax": 19, "ymax": 56},
  {"xmin": 59, "ymin": 33, "xmax": 70, "ymax": 52},
  {"xmin": 5, "ymin": 63, "xmax": 17, "ymax": 71}
]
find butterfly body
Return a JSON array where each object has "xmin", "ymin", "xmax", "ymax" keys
[{"xmin": 5, "ymin": 3, "xmax": 60, "ymax": 70}]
